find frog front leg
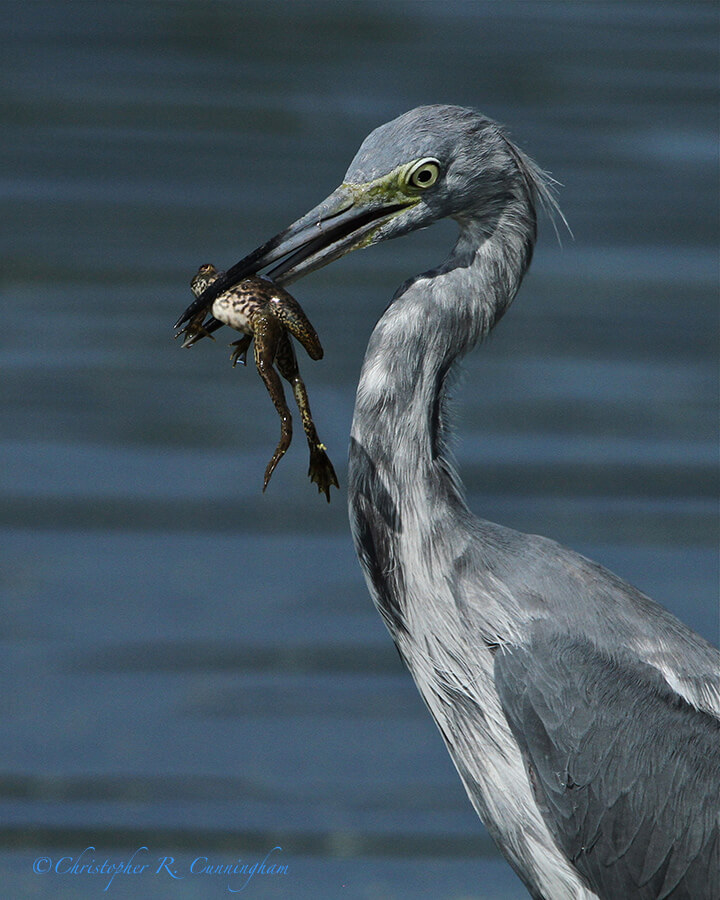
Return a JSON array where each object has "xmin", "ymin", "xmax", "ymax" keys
[
  {"xmin": 275, "ymin": 333, "xmax": 338, "ymax": 502},
  {"xmin": 252, "ymin": 311, "xmax": 293, "ymax": 491},
  {"xmin": 229, "ymin": 334, "xmax": 253, "ymax": 367},
  {"xmin": 177, "ymin": 312, "xmax": 218, "ymax": 348}
]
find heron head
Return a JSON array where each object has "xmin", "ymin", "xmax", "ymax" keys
[
  {"xmin": 265, "ymin": 104, "xmax": 537, "ymax": 284},
  {"xmin": 175, "ymin": 105, "xmax": 552, "ymax": 328},
  {"xmin": 340, "ymin": 105, "xmax": 530, "ymax": 237}
]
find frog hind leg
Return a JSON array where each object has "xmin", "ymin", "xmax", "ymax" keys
[
  {"xmin": 269, "ymin": 292, "xmax": 324, "ymax": 361},
  {"xmin": 275, "ymin": 333, "xmax": 338, "ymax": 502},
  {"xmin": 252, "ymin": 312, "xmax": 292, "ymax": 491}
]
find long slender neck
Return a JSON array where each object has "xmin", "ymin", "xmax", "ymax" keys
[
  {"xmin": 347, "ymin": 199, "xmax": 536, "ymax": 635},
  {"xmin": 350, "ymin": 199, "xmax": 536, "ymax": 505}
]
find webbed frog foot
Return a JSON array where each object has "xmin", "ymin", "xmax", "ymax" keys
[{"xmin": 308, "ymin": 443, "xmax": 339, "ymax": 502}]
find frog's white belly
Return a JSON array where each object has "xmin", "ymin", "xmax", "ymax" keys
[{"xmin": 212, "ymin": 296, "xmax": 253, "ymax": 334}]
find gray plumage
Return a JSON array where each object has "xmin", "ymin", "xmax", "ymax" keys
[{"xmin": 177, "ymin": 105, "xmax": 720, "ymax": 900}]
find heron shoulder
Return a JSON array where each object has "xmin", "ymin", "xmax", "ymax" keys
[{"xmin": 454, "ymin": 523, "xmax": 720, "ymax": 716}]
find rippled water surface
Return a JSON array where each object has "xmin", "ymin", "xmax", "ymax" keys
[{"xmin": 1, "ymin": 2, "xmax": 717, "ymax": 898}]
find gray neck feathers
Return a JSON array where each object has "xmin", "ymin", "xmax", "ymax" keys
[
  {"xmin": 347, "ymin": 196, "xmax": 536, "ymax": 636},
  {"xmin": 349, "ymin": 197, "xmax": 536, "ymax": 506}
]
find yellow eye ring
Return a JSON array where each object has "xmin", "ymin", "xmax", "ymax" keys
[{"xmin": 406, "ymin": 158, "xmax": 441, "ymax": 190}]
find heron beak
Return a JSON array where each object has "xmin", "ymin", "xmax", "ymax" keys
[{"xmin": 175, "ymin": 184, "xmax": 416, "ymax": 330}]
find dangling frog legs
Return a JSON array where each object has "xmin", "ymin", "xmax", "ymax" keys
[
  {"xmin": 274, "ymin": 334, "xmax": 339, "ymax": 502},
  {"xmin": 251, "ymin": 311, "xmax": 294, "ymax": 491},
  {"xmin": 184, "ymin": 264, "xmax": 338, "ymax": 498},
  {"xmin": 252, "ymin": 312, "xmax": 338, "ymax": 501}
]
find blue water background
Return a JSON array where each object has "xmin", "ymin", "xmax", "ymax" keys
[{"xmin": 1, "ymin": 2, "xmax": 717, "ymax": 898}]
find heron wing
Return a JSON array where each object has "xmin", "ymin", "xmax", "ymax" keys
[{"xmin": 494, "ymin": 632, "xmax": 720, "ymax": 900}]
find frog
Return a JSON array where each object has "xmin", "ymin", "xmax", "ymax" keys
[{"xmin": 185, "ymin": 264, "xmax": 338, "ymax": 501}]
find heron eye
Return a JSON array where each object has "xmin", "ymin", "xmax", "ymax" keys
[{"xmin": 406, "ymin": 158, "xmax": 440, "ymax": 190}]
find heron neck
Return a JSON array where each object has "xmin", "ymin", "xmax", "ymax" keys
[
  {"xmin": 348, "ymin": 203, "xmax": 535, "ymax": 632},
  {"xmin": 350, "ymin": 204, "xmax": 534, "ymax": 495}
]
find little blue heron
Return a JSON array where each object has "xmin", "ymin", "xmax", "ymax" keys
[{"xmin": 176, "ymin": 105, "xmax": 719, "ymax": 899}]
